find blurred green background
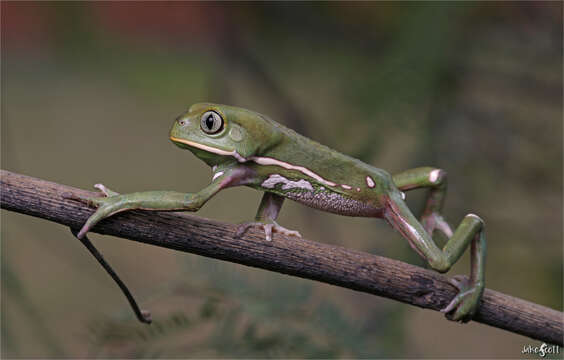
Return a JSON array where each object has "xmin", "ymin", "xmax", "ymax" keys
[{"xmin": 1, "ymin": 1, "xmax": 562, "ymax": 358}]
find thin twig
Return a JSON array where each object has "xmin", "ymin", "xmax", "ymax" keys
[
  {"xmin": 1, "ymin": 169, "xmax": 562, "ymax": 345},
  {"xmin": 69, "ymin": 228, "xmax": 152, "ymax": 324}
]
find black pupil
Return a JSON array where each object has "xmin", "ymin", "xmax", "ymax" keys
[{"xmin": 205, "ymin": 114, "xmax": 215, "ymax": 130}]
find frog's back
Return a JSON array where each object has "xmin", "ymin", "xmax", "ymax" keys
[
  {"xmin": 259, "ymin": 113, "xmax": 394, "ymax": 190},
  {"xmin": 247, "ymin": 113, "xmax": 398, "ymax": 217}
]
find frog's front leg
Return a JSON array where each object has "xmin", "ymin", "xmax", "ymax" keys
[
  {"xmin": 384, "ymin": 193, "xmax": 486, "ymax": 322},
  {"xmin": 235, "ymin": 192, "xmax": 301, "ymax": 241},
  {"xmin": 392, "ymin": 167, "xmax": 452, "ymax": 238},
  {"xmin": 68, "ymin": 167, "xmax": 251, "ymax": 239},
  {"xmin": 71, "ymin": 190, "xmax": 203, "ymax": 239}
]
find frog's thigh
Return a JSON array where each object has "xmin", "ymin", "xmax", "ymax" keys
[{"xmin": 392, "ymin": 166, "xmax": 446, "ymax": 191}]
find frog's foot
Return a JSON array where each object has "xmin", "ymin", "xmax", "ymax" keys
[
  {"xmin": 62, "ymin": 183, "xmax": 120, "ymax": 204},
  {"xmin": 441, "ymin": 275, "xmax": 484, "ymax": 323},
  {"xmin": 62, "ymin": 184, "xmax": 125, "ymax": 239},
  {"xmin": 93, "ymin": 183, "xmax": 120, "ymax": 197},
  {"xmin": 421, "ymin": 212, "xmax": 453, "ymax": 239},
  {"xmin": 235, "ymin": 220, "xmax": 301, "ymax": 242}
]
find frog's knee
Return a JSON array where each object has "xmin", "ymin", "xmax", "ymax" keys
[
  {"xmin": 466, "ymin": 213, "xmax": 484, "ymax": 226},
  {"xmin": 430, "ymin": 258, "xmax": 451, "ymax": 273},
  {"xmin": 428, "ymin": 168, "xmax": 447, "ymax": 185}
]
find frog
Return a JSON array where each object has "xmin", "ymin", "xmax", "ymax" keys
[{"xmin": 67, "ymin": 103, "xmax": 486, "ymax": 325}]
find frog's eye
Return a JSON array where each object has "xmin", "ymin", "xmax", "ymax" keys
[{"xmin": 200, "ymin": 111, "xmax": 224, "ymax": 134}]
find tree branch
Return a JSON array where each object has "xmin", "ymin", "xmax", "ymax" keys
[{"xmin": 1, "ymin": 169, "xmax": 562, "ymax": 345}]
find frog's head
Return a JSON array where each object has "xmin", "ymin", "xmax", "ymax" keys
[{"xmin": 170, "ymin": 103, "xmax": 282, "ymax": 166}]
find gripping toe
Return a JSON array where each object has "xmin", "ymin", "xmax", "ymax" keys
[{"xmin": 235, "ymin": 221, "xmax": 301, "ymax": 242}]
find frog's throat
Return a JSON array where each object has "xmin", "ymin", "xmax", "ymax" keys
[{"xmin": 169, "ymin": 136, "xmax": 338, "ymax": 187}]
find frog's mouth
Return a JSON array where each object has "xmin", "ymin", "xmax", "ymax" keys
[{"xmin": 169, "ymin": 136, "xmax": 246, "ymax": 162}]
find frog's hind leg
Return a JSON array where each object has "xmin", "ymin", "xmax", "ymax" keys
[
  {"xmin": 392, "ymin": 167, "xmax": 452, "ymax": 238},
  {"xmin": 235, "ymin": 192, "xmax": 301, "ymax": 241},
  {"xmin": 383, "ymin": 193, "xmax": 486, "ymax": 322}
]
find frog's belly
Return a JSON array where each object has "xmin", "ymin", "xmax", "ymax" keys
[{"xmin": 284, "ymin": 190, "xmax": 383, "ymax": 217}]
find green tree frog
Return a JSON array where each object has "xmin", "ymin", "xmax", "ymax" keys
[{"xmin": 68, "ymin": 103, "xmax": 486, "ymax": 324}]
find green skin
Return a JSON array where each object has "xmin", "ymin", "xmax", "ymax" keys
[{"xmin": 70, "ymin": 103, "xmax": 486, "ymax": 323}]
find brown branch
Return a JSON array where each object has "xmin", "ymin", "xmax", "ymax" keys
[{"xmin": 1, "ymin": 169, "xmax": 562, "ymax": 345}]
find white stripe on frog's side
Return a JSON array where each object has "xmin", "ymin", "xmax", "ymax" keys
[
  {"xmin": 170, "ymin": 136, "xmax": 358, "ymax": 191},
  {"xmin": 212, "ymin": 171, "xmax": 224, "ymax": 181},
  {"xmin": 249, "ymin": 156, "xmax": 337, "ymax": 187},
  {"xmin": 261, "ymin": 174, "xmax": 314, "ymax": 191}
]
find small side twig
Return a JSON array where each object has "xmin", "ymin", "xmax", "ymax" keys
[
  {"xmin": 69, "ymin": 228, "xmax": 152, "ymax": 324},
  {"xmin": 1, "ymin": 169, "xmax": 562, "ymax": 345}
]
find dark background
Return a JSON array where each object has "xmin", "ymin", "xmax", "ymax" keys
[{"xmin": 2, "ymin": 2, "xmax": 562, "ymax": 358}]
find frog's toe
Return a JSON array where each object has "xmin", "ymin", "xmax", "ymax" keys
[
  {"xmin": 63, "ymin": 183, "xmax": 119, "ymax": 207},
  {"xmin": 235, "ymin": 222, "xmax": 276, "ymax": 241},
  {"xmin": 235, "ymin": 221, "xmax": 274, "ymax": 241},
  {"xmin": 441, "ymin": 276, "xmax": 483, "ymax": 323},
  {"xmin": 441, "ymin": 288, "xmax": 474, "ymax": 314},
  {"xmin": 263, "ymin": 224, "xmax": 274, "ymax": 241},
  {"xmin": 443, "ymin": 290, "xmax": 477, "ymax": 322},
  {"xmin": 76, "ymin": 207, "xmax": 111, "ymax": 239},
  {"xmin": 235, "ymin": 221, "xmax": 301, "ymax": 242},
  {"xmin": 271, "ymin": 223, "xmax": 301, "ymax": 239},
  {"xmin": 94, "ymin": 183, "xmax": 120, "ymax": 197},
  {"xmin": 62, "ymin": 191, "xmax": 97, "ymax": 205},
  {"xmin": 77, "ymin": 223, "xmax": 92, "ymax": 239},
  {"xmin": 449, "ymin": 275, "xmax": 470, "ymax": 291},
  {"xmin": 75, "ymin": 198, "xmax": 126, "ymax": 238},
  {"xmin": 235, "ymin": 222, "xmax": 260, "ymax": 238}
]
